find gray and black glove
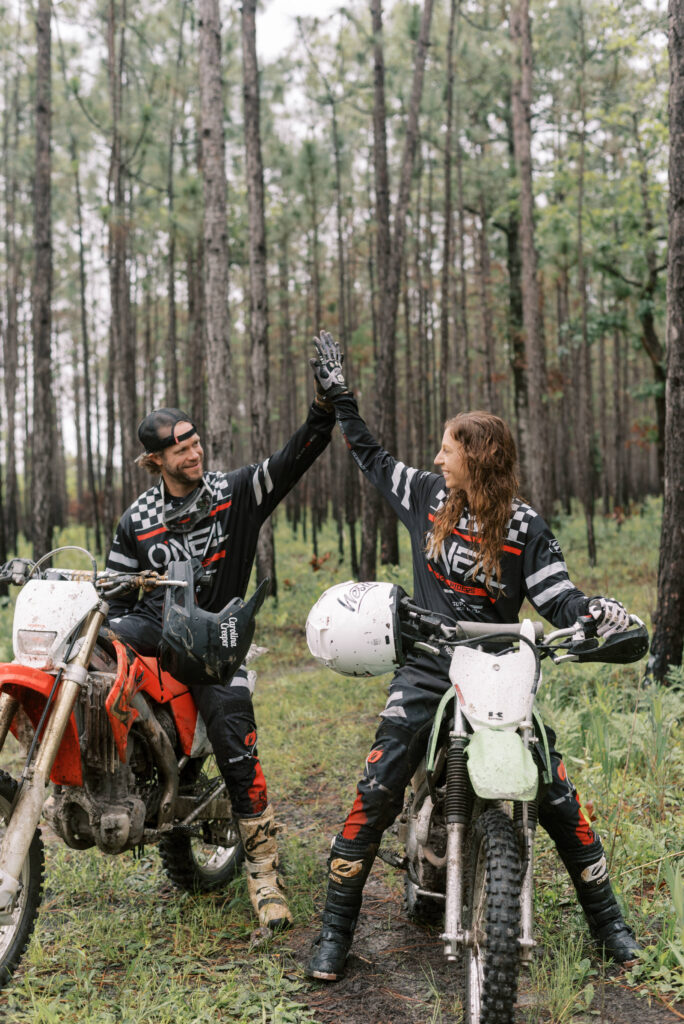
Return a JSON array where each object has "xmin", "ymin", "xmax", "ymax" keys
[
  {"xmin": 588, "ymin": 597, "xmax": 632, "ymax": 638},
  {"xmin": 310, "ymin": 330, "xmax": 348, "ymax": 404}
]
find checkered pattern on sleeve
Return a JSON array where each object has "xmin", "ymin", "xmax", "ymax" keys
[
  {"xmin": 205, "ymin": 472, "xmax": 232, "ymax": 505},
  {"xmin": 505, "ymin": 501, "xmax": 537, "ymax": 545},
  {"xmin": 128, "ymin": 487, "xmax": 165, "ymax": 534}
]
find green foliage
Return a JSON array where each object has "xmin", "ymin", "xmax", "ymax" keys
[{"xmin": 0, "ymin": 507, "xmax": 681, "ymax": 1018}]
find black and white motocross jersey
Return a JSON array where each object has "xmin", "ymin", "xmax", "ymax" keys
[
  {"xmin": 334, "ymin": 393, "xmax": 587, "ymax": 628},
  {"xmin": 106, "ymin": 401, "xmax": 335, "ymax": 623}
]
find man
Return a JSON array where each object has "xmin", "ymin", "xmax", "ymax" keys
[
  {"xmin": 307, "ymin": 330, "xmax": 641, "ymax": 980},
  {"xmin": 106, "ymin": 396, "xmax": 335, "ymax": 930}
]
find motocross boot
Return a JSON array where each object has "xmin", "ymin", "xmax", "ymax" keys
[
  {"xmin": 307, "ymin": 836, "xmax": 378, "ymax": 982},
  {"xmin": 237, "ymin": 804, "xmax": 293, "ymax": 931},
  {"xmin": 572, "ymin": 857, "xmax": 642, "ymax": 964}
]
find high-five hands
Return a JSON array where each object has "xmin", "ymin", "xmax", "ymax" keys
[{"xmin": 310, "ymin": 330, "xmax": 348, "ymax": 405}]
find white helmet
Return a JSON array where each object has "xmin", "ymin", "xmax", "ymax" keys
[{"xmin": 306, "ymin": 580, "xmax": 406, "ymax": 676}]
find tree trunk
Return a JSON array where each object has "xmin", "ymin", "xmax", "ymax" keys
[
  {"xmin": 650, "ymin": 0, "xmax": 684, "ymax": 682},
  {"xmin": 477, "ymin": 185, "xmax": 498, "ymax": 415},
  {"xmin": 575, "ymin": 9, "xmax": 597, "ymax": 565},
  {"xmin": 613, "ymin": 326, "xmax": 626, "ymax": 512},
  {"xmin": 509, "ymin": 0, "xmax": 550, "ymax": 517},
  {"xmin": 187, "ymin": 238, "xmax": 206, "ymax": 427},
  {"xmin": 632, "ymin": 115, "xmax": 666, "ymax": 486},
  {"xmin": 455, "ymin": 93, "xmax": 471, "ymax": 411},
  {"xmin": 439, "ymin": 0, "xmax": 457, "ymax": 429},
  {"xmin": 164, "ymin": 2, "xmax": 189, "ymax": 410},
  {"xmin": 3, "ymin": 59, "xmax": 20, "ymax": 553},
  {"xmin": 241, "ymin": 0, "xmax": 276, "ymax": 597},
  {"xmin": 106, "ymin": 0, "xmax": 138, "ymax": 510},
  {"xmin": 504, "ymin": 99, "xmax": 528, "ymax": 462},
  {"xmin": 198, "ymin": 0, "xmax": 232, "ymax": 465},
  {"xmin": 31, "ymin": 0, "xmax": 53, "ymax": 559},
  {"xmin": 368, "ymin": 0, "xmax": 434, "ymax": 572},
  {"xmin": 57, "ymin": 32, "xmax": 103, "ymax": 553}
]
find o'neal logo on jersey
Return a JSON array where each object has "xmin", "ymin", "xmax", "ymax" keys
[{"xmin": 147, "ymin": 520, "xmax": 226, "ymax": 569}]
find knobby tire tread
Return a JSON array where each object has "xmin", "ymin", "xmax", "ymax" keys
[
  {"xmin": 464, "ymin": 807, "xmax": 521, "ymax": 1024},
  {"xmin": 158, "ymin": 759, "xmax": 243, "ymax": 893},
  {"xmin": 158, "ymin": 828, "xmax": 244, "ymax": 892},
  {"xmin": 0, "ymin": 769, "xmax": 45, "ymax": 988}
]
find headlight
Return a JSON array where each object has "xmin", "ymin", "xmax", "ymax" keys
[{"xmin": 16, "ymin": 630, "xmax": 57, "ymax": 657}]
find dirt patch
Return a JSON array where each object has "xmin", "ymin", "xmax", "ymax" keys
[{"xmin": 278, "ymin": 801, "xmax": 683, "ymax": 1024}]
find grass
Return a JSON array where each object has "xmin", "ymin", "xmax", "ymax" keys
[{"xmin": 0, "ymin": 500, "xmax": 681, "ymax": 1022}]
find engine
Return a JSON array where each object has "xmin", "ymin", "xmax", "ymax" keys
[{"xmin": 43, "ymin": 670, "xmax": 175, "ymax": 854}]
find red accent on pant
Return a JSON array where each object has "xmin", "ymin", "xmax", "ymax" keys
[
  {"xmin": 341, "ymin": 788, "xmax": 368, "ymax": 841},
  {"xmin": 247, "ymin": 761, "xmax": 269, "ymax": 815}
]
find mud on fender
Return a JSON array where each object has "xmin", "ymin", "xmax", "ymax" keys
[{"xmin": 466, "ymin": 730, "xmax": 538, "ymax": 802}]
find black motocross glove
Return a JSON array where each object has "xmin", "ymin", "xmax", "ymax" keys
[{"xmin": 310, "ymin": 330, "xmax": 348, "ymax": 403}]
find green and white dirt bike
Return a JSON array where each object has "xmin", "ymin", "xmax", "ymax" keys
[{"xmin": 306, "ymin": 581, "xmax": 648, "ymax": 1024}]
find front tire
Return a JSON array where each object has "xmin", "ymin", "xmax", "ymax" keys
[
  {"xmin": 463, "ymin": 807, "xmax": 521, "ymax": 1024},
  {"xmin": 0, "ymin": 770, "xmax": 45, "ymax": 988},
  {"xmin": 158, "ymin": 757, "xmax": 243, "ymax": 892}
]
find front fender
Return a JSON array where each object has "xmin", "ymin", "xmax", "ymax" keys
[
  {"xmin": 466, "ymin": 730, "xmax": 538, "ymax": 802},
  {"xmin": 0, "ymin": 664, "xmax": 83, "ymax": 786}
]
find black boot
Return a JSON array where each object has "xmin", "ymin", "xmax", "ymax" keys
[
  {"xmin": 307, "ymin": 836, "xmax": 377, "ymax": 982},
  {"xmin": 575, "ymin": 870, "xmax": 641, "ymax": 964}
]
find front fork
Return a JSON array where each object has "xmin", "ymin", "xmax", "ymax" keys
[
  {"xmin": 442, "ymin": 704, "xmax": 471, "ymax": 960},
  {"xmin": 0, "ymin": 604, "xmax": 107, "ymax": 917},
  {"xmin": 515, "ymin": 720, "xmax": 538, "ymax": 963},
  {"xmin": 441, "ymin": 708, "xmax": 537, "ymax": 963}
]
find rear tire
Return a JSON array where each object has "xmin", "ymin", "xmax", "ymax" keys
[
  {"xmin": 158, "ymin": 756, "xmax": 243, "ymax": 893},
  {"xmin": 0, "ymin": 770, "xmax": 45, "ymax": 988},
  {"xmin": 463, "ymin": 807, "xmax": 521, "ymax": 1024}
]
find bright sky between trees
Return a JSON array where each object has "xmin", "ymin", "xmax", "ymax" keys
[{"xmin": 256, "ymin": 0, "xmax": 346, "ymax": 61}]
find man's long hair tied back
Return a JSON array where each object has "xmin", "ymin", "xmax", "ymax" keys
[{"xmin": 429, "ymin": 411, "xmax": 519, "ymax": 593}]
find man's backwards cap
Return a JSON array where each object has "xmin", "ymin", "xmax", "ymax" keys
[{"xmin": 138, "ymin": 408, "xmax": 197, "ymax": 453}]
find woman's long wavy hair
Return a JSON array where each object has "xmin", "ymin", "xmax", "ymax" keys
[{"xmin": 428, "ymin": 411, "xmax": 519, "ymax": 593}]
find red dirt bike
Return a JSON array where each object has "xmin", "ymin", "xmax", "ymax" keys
[{"xmin": 0, "ymin": 546, "xmax": 267, "ymax": 987}]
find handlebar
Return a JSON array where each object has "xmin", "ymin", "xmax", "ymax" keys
[
  {"xmin": 0, "ymin": 548, "xmax": 187, "ymax": 599},
  {"xmin": 397, "ymin": 596, "xmax": 649, "ymax": 666}
]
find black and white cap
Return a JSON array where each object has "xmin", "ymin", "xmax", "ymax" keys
[{"xmin": 138, "ymin": 408, "xmax": 197, "ymax": 453}]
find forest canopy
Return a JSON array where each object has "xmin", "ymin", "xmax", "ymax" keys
[{"xmin": 0, "ymin": 0, "xmax": 671, "ymax": 606}]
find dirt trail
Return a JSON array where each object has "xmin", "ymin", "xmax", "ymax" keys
[{"xmin": 279, "ymin": 801, "xmax": 683, "ymax": 1024}]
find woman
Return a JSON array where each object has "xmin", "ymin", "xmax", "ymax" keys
[{"xmin": 307, "ymin": 331, "xmax": 641, "ymax": 980}]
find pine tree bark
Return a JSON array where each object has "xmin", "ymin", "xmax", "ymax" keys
[
  {"xmin": 650, "ymin": 0, "xmax": 684, "ymax": 682},
  {"xmin": 364, "ymin": 0, "xmax": 434, "ymax": 576},
  {"xmin": 455, "ymin": 96, "xmax": 471, "ymax": 411},
  {"xmin": 198, "ymin": 0, "xmax": 232, "ymax": 464},
  {"xmin": 3, "ymin": 59, "xmax": 20, "ymax": 553},
  {"xmin": 164, "ymin": 2, "xmax": 189, "ymax": 410},
  {"xmin": 241, "ymin": 0, "xmax": 276, "ymax": 597},
  {"xmin": 509, "ymin": 0, "xmax": 550, "ymax": 518},
  {"xmin": 575, "ymin": 11, "xmax": 597, "ymax": 566},
  {"xmin": 31, "ymin": 0, "xmax": 53, "ymax": 559},
  {"xmin": 477, "ymin": 185, "xmax": 498, "ymax": 416},
  {"xmin": 504, "ymin": 98, "xmax": 528, "ymax": 462},
  {"xmin": 57, "ymin": 32, "xmax": 103, "ymax": 552},
  {"xmin": 439, "ymin": 0, "xmax": 457, "ymax": 427},
  {"xmin": 106, "ymin": 0, "xmax": 138, "ymax": 510}
]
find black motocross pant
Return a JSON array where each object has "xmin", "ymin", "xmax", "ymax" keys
[
  {"xmin": 106, "ymin": 612, "xmax": 268, "ymax": 817},
  {"xmin": 340, "ymin": 649, "xmax": 607, "ymax": 887}
]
